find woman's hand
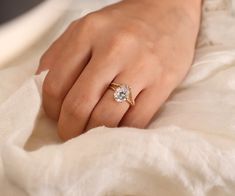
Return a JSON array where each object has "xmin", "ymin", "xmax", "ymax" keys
[{"xmin": 37, "ymin": 0, "xmax": 201, "ymax": 141}]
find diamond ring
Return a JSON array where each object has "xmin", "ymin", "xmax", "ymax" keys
[{"xmin": 109, "ymin": 82, "xmax": 135, "ymax": 106}]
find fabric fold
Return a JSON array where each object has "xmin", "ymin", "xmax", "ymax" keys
[
  {"xmin": 0, "ymin": 51, "xmax": 235, "ymax": 195},
  {"xmin": 1, "ymin": 0, "xmax": 235, "ymax": 195}
]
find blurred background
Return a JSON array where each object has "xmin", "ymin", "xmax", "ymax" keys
[
  {"xmin": 0, "ymin": 0, "xmax": 116, "ymax": 70},
  {"xmin": 0, "ymin": 0, "xmax": 45, "ymax": 24},
  {"xmin": 0, "ymin": 0, "xmax": 72, "ymax": 69}
]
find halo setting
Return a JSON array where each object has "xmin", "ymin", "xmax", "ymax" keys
[
  {"xmin": 109, "ymin": 83, "xmax": 135, "ymax": 106},
  {"xmin": 113, "ymin": 85, "xmax": 130, "ymax": 103}
]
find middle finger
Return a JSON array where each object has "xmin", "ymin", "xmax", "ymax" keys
[{"xmin": 57, "ymin": 52, "xmax": 124, "ymax": 140}]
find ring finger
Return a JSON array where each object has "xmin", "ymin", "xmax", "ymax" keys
[{"xmin": 85, "ymin": 71, "xmax": 146, "ymax": 131}]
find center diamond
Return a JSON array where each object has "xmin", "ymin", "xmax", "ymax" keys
[{"xmin": 113, "ymin": 85, "xmax": 130, "ymax": 103}]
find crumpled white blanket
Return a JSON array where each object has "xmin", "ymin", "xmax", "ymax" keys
[{"xmin": 1, "ymin": 0, "xmax": 235, "ymax": 196}]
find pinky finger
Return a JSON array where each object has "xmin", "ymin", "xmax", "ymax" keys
[{"xmin": 119, "ymin": 85, "xmax": 172, "ymax": 129}]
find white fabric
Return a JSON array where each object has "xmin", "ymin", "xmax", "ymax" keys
[{"xmin": 0, "ymin": 0, "xmax": 235, "ymax": 196}]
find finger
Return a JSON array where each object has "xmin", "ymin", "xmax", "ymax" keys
[
  {"xmin": 42, "ymin": 32, "xmax": 91, "ymax": 120},
  {"xmin": 57, "ymin": 54, "xmax": 123, "ymax": 141},
  {"xmin": 36, "ymin": 21, "xmax": 78, "ymax": 74},
  {"xmin": 85, "ymin": 71, "xmax": 146, "ymax": 131},
  {"xmin": 120, "ymin": 81, "xmax": 174, "ymax": 128}
]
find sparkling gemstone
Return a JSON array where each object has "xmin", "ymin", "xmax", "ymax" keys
[{"xmin": 114, "ymin": 85, "xmax": 130, "ymax": 103}]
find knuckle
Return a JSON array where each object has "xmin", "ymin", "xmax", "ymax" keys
[
  {"xmin": 69, "ymin": 20, "xmax": 79, "ymax": 28},
  {"xmin": 108, "ymin": 30, "xmax": 138, "ymax": 55},
  {"xmin": 43, "ymin": 77, "xmax": 62, "ymax": 100},
  {"xmin": 114, "ymin": 29, "xmax": 137, "ymax": 45},
  {"xmin": 62, "ymin": 101, "xmax": 83, "ymax": 119},
  {"xmin": 81, "ymin": 12, "xmax": 104, "ymax": 30},
  {"xmin": 39, "ymin": 46, "xmax": 56, "ymax": 70},
  {"xmin": 62, "ymin": 94, "xmax": 90, "ymax": 119},
  {"xmin": 64, "ymin": 20, "xmax": 79, "ymax": 35}
]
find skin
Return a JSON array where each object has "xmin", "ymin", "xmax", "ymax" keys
[{"xmin": 37, "ymin": 0, "xmax": 202, "ymax": 141}]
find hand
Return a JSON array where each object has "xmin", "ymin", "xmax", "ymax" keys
[{"xmin": 37, "ymin": 0, "xmax": 201, "ymax": 141}]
